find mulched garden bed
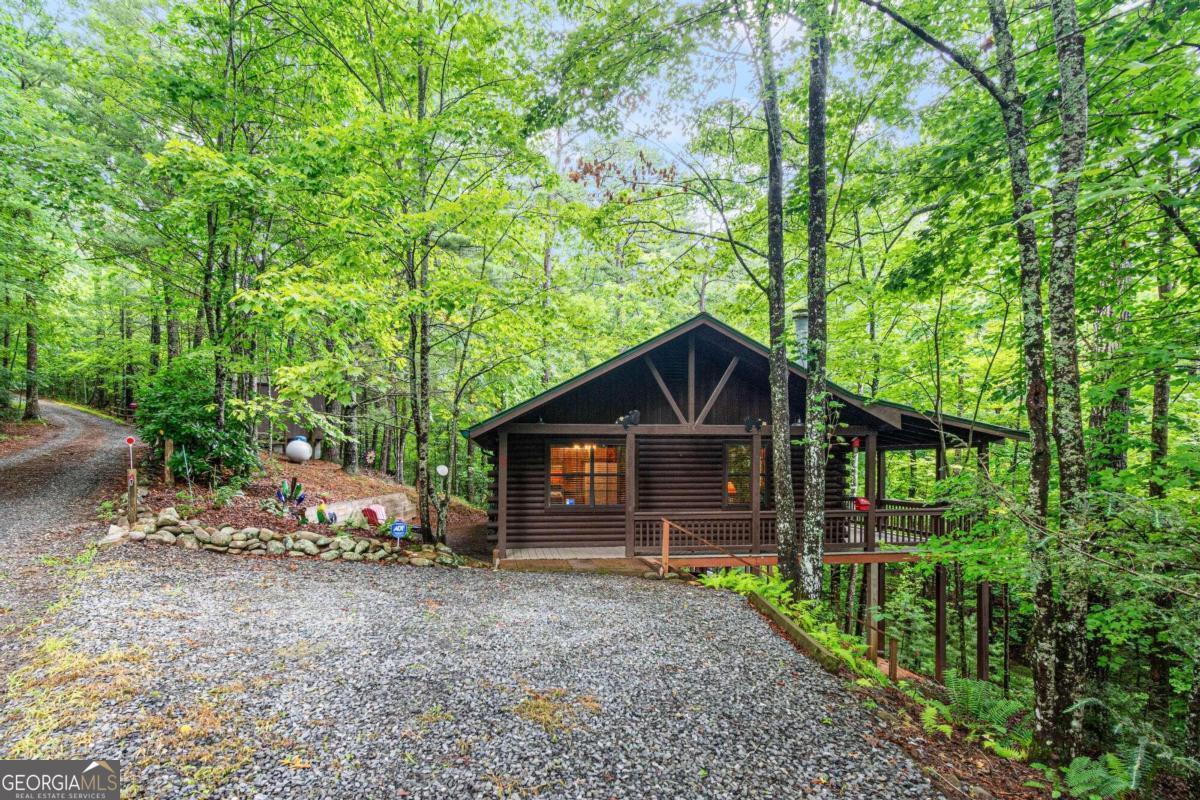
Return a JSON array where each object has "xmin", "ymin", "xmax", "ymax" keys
[{"xmin": 130, "ymin": 451, "xmax": 488, "ymax": 548}]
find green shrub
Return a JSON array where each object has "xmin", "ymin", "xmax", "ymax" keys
[{"xmin": 134, "ymin": 350, "xmax": 259, "ymax": 483}]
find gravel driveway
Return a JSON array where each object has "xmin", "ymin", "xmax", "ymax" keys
[
  {"xmin": 0, "ymin": 401, "xmax": 130, "ymax": 539},
  {"xmin": 2, "ymin": 545, "xmax": 939, "ymax": 799}
]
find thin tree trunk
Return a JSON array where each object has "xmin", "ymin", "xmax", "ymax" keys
[
  {"xmin": 799, "ymin": 0, "xmax": 831, "ymax": 601},
  {"xmin": 1150, "ymin": 262, "xmax": 1172, "ymax": 498},
  {"xmin": 754, "ymin": 2, "xmax": 799, "ymax": 592},
  {"xmin": 955, "ymin": 564, "xmax": 968, "ymax": 676},
  {"xmin": 22, "ymin": 290, "xmax": 38, "ymax": 421},
  {"xmin": 1003, "ymin": 585, "xmax": 1011, "ymax": 697},
  {"xmin": 150, "ymin": 309, "xmax": 161, "ymax": 374},
  {"xmin": 1188, "ymin": 650, "xmax": 1200, "ymax": 800},
  {"xmin": 0, "ymin": 285, "xmax": 8, "ymax": 411},
  {"xmin": 166, "ymin": 281, "xmax": 180, "ymax": 361},
  {"xmin": 121, "ymin": 305, "xmax": 134, "ymax": 411},
  {"xmin": 861, "ymin": 0, "xmax": 1062, "ymax": 755},
  {"xmin": 342, "ymin": 397, "xmax": 359, "ymax": 475}
]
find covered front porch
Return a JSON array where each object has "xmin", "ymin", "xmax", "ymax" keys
[{"xmin": 472, "ymin": 315, "xmax": 1025, "ymax": 563}]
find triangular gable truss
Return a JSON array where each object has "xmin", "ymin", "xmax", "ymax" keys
[{"xmin": 465, "ymin": 313, "xmax": 1026, "ymax": 445}]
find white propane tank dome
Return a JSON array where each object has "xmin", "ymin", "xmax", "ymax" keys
[{"xmin": 285, "ymin": 436, "xmax": 313, "ymax": 464}]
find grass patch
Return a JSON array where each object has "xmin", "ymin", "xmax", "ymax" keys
[
  {"xmin": 135, "ymin": 700, "xmax": 254, "ymax": 795},
  {"xmin": 4, "ymin": 637, "xmax": 151, "ymax": 759},
  {"xmin": 513, "ymin": 688, "xmax": 601, "ymax": 735},
  {"xmin": 415, "ymin": 705, "xmax": 455, "ymax": 726},
  {"xmin": 48, "ymin": 399, "xmax": 128, "ymax": 425}
]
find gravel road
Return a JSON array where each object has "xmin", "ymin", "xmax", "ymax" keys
[
  {"xmin": 0, "ymin": 401, "xmax": 130, "ymax": 539},
  {"xmin": 1, "ymin": 544, "xmax": 940, "ymax": 799}
]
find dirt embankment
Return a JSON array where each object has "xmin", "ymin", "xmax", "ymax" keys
[{"xmin": 135, "ymin": 451, "xmax": 489, "ymax": 556}]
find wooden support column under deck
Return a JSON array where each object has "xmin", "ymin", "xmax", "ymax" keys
[
  {"xmin": 876, "ymin": 449, "xmax": 887, "ymax": 500},
  {"xmin": 865, "ymin": 433, "xmax": 877, "ymax": 550},
  {"xmin": 624, "ymin": 430, "xmax": 636, "ymax": 557},
  {"xmin": 865, "ymin": 562, "xmax": 880, "ymax": 655},
  {"xmin": 497, "ymin": 431, "xmax": 508, "ymax": 560},
  {"xmin": 934, "ymin": 564, "xmax": 947, "ymax": 683},
  {"xmin": 976, "ymin": 580, "xmax": 991, "ymax": 681},
  {"xmin": 876, "ymin": 562, "xmax": 887, "ymax": 655},
  {"xmin": 750, "ymin": 430, "xmax": 761, "ymax": 554}
]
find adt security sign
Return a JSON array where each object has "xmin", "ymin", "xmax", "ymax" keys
[{"xmin": 390, "ymin": 520, "xmax": 409, "ymax": 545}]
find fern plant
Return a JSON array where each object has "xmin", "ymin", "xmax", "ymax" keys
[
  {"xmin": 943, "ymin": 674, "xmax": 1032, "ymax": 751},
  {"xmin": 1062, "ymin": 754, "xmax": 1132, "ymax": 799},
  {"xmin": 921, "ymin": 703, "xmax": 953, "ymax": 739}
]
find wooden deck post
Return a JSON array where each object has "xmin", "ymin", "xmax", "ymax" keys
[
  {"xmin": 976, "ymin": 580, "xmax": 991, "ymax": 681},
  {"xmin": 750, "ymin": 430, "xmax": 761, "ymax": 554},
  {"xmin": 876, "ymin": 563, "xmax": 887, "ymax": 653},
  {"xmin": 625, "ymin": 430, "xmax": 636, "ymax": 557},
  {"xmin": 660, "ymin": 518, "xmax": 670, "ymax": 576},
  {"xmin": 497, "ymin": 431, "xmax": 508, "ymax": 561},
  {"xmin": 934, "ymin": 564, "xmax": 947, "ymax": 683},
  {"xmin": 865, "ymin": 433, "xmax": 877, "ymax": 550},
  {"xmin": 865, "ymin": 562, "xmax": 880, "ymax": 654},
  {"xmin": 876, "ymin": 448, "xmax": 886, "ymax": 501}
]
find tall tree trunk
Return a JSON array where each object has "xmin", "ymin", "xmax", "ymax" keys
[
  {"xmin": 149, "ymin": 309, "xmax": 161, "ymax": 374},
  {"xmin": 754, "ymin": 2, "xmax": 799, "ymax": 591},
  {"xmin": 1046, "ymin": 0, "xmax": 1091, "ymax": 757},
  {"xmin": 121, "ymin": 306, "xmax": 134, "ymax": 411},
  {"xmin": 1188, "ymin": 650, "xmax": 1200, "ymax": 800},
  {"xmin": 1149, "ymin": 265, "xmax": 1172, "ymax": 498},
  {"xmin": 3, "ymin": 284, "xmax": 11, "ymax": 409},
  {"xmin": 1088, "ymin": 250, "xmax": 1131, "ymax": 473},
  {"xmin": 799, "ymin": 0, "xmax": 831, "ymax": 601},
  {"xmin": 324, "ymin": 398, "xmax": 341, "ymax": 463},
  {"xmin": 165, "ymin": 281, "xmax": 180, "ymax": 361},
  {"xmin": 955, "ymin": 564, "xmax": 968, "ymax": 676},
  {"xmin": 865, "ymin": 0, "xmax": 1067, "ymax": 756},
  {"xmin": 416, "ymin": 305, "xmax": 433, "ymax": 534},
  {"xmin": 22, "ymin": 290, "xmax": 38, "ymax": 421},
  {"xmin": 343, "ymin": 396, "xmax": 359, "ymax": 475}
]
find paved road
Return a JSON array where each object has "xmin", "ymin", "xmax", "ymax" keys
[{"xmin": 0, "ymin": 401, "xmax": 130, "ymax": 540}]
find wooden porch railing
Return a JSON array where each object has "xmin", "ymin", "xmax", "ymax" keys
[
  {"xmin": 657, "ymin": 517, "xmax": 759, "ymax": 577},
  {"xmin": 633, "ymin": 502, "xmax": 958, "ymax": 556}
]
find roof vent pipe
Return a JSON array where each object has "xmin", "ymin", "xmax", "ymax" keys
[{"xmin": 792, "ymin": 307, "xmax": 810, "ymax": 358}]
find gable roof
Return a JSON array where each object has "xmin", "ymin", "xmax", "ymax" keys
[{"xmin": 465, "ymin": 312, "xmax": 1027, "ymax": 444}]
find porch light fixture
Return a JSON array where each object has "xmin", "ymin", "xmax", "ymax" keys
[
  {"xmin": 617, "ymin": 410, "xmax": 640, "ymax": 430},
  {"xmin": 743, "ymin": 416, "xmax": 765, "ymax": 432}
]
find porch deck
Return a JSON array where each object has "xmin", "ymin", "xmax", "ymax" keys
[{"xmin": 505, "ymin": 546, "xmax": 627, "ymax": 560}]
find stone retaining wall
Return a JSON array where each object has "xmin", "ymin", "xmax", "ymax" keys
[{"xmin": 100, "ymin": 506, "xmax": 464, "ymax": 568}]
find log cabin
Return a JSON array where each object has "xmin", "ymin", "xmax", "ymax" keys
[{"xmin": 466, "ymin": 313, "xmax": 1026, "ymax": 565}]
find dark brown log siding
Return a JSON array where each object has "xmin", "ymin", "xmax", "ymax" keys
[
  {"xmin": 504, "ymin": 434, "xmax": 625, "ymax": 547},
  {"xmin": 493, "ymin": 434, "xmax": 851, "ymax": 548}
]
